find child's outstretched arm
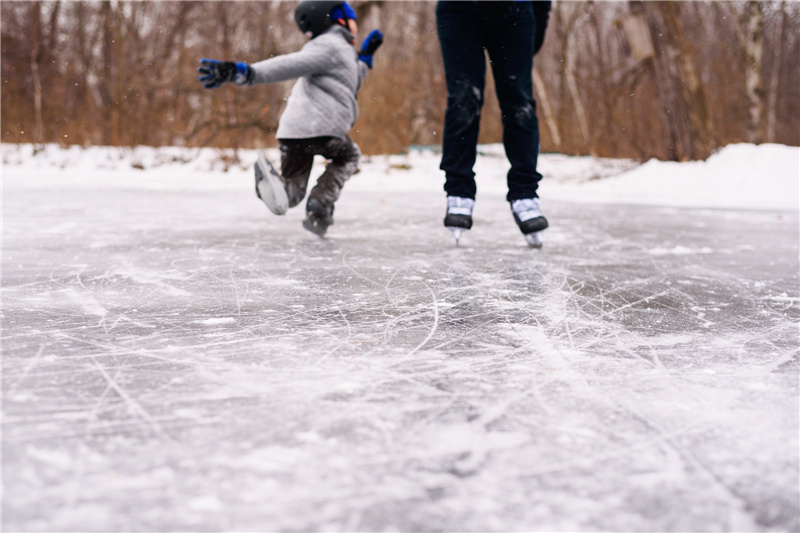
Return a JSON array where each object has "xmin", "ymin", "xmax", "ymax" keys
[
  {"xmin": 248, "ymin": 48, "xmax": 331, "ymax": 85},
  {"xmin": 198, "ymin": 59, "xmax": 253, "ymax": 89},
  {"xmin": 198, "ymin": 50, "xmax": 324, "ymax": 89}
]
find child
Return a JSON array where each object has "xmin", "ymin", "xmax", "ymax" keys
[{"xmin": 198, "ymin": 0, "xmax": 383, "ymax": 236}]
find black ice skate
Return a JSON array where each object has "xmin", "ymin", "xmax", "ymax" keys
[
  {"xmin": 254, "ymin": 151, "xmax": 289, "ymax": 215},
  {"xmin": 444, "ymin": 196, "xmax": 475, "ymax": 246},
  {"xmin": 303, "ymin": 197, "xmax": 334, "ymax": 237},
  {"xmin": 510, "ymin": 198, "xmax": 548, "ymax": 249}
]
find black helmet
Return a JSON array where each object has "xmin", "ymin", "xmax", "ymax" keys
[{"xmin": 295, "ymin": 0, "xmax": 345, "ymax": 39}]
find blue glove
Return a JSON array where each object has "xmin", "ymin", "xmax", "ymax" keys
[
  {"xmin": 358, "ymin": 30, "xmax": 383, "ymax": 69},
  {"xmin": 331, "ymin": 2, "xmax": 357, "ymax": 23},
  {"xmin": 198, "ymin": 59, "xmax": 252, "ymax": 89}
]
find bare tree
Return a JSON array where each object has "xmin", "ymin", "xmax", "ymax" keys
[
  {"xmin": 630, "ymin": 1, "xmax": 715, "ymax": 160},
  {"xmin": 767, "ymin": 1, "xmax": 787, "ymax": 143},
  {"xmin": 29, "ymin": 2, "xmax": 44, "ymax": 150},
  {"xmin": 734, "ymin": 1, "xmax": 767, "ymax": 143},
  {"xmin": 2, "ymin": 1, "xmax": 798, "ymax": 158}
]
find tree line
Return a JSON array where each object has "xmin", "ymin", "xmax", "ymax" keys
[{"xmin": 2, "ymin": 1, "xmax": 798, "ymax": 161}]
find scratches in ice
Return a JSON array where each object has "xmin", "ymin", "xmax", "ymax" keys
[{"xmin": 406, "ymin": 284, "xmax": 440, "ymax": 357}]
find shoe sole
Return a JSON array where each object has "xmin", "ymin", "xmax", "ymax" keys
[
  {"xmin": 303, "ymin": 197, "xmax": 332, "ymax": 237},
  {"xmin": 255, "ymin": 152, "xmax": 289, "ymax": 216},
  {"xmin": 302, "ymin": 217, "xmax": 329, "ymax": 237},
  {"xmin": 444, "ymin": 213, "xmax": 473, "ymax": 230},
  {"xmin": 513, "ymin": 214, "xmax": 548, "ymax": 234}
]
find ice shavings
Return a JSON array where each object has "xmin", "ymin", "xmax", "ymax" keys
[
  {"xmin": 198, "ymin": 318, "xmax": 236, "ymax": 326},
  {"xmin": 648, "ymin": 246, "xmax": 714, "ymax": 256}
]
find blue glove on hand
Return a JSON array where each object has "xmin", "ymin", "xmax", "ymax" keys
[
  {"xmin": 358, "ymin": 30, "xmax": 383, "ymax": 69},
  {"xmin": 198, "ymin": 59, "xmax": 252, "ymax": 89}
]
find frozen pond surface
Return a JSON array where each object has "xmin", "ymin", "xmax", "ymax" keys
[{"xmin": 3, "ymin": 166, "xmax": 799, "ymax": 532}]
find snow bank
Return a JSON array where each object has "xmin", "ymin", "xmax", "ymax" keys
[
  {"xmin": 543, "ymin": 143, "xmax": 799, "ymax": 211},
  {"xmin": 2, "ymin": 142, "xmax": 798, "ymax": 211}
]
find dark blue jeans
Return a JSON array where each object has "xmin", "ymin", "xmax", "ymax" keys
[{"xmin": 437, "ymin": 1, "xmax": 542, "ymax": 202}]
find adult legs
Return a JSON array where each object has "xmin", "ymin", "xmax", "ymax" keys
[
  {"xmin": 436, "ymin": 1, "xmax": 486, "ymax": 200},
  {"xmin": 485, "ymin": 3, "xmax": 543, "ymax": 202}
]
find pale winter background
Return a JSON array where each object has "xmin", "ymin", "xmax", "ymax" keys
[
  {"xmin": 3, "ymin": 1, "xmax": 800, "ymax": 159},
  {"xmin": 3, "ymin": 0, "xmax": 800, "ymax": 530},
  {"xmin": 2, "ymin": 142, "xmax": 798, "ymax": 531}
]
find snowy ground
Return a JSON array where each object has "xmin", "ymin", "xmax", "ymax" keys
[{"xmin": 2, "ymin": 143, "xmax": 799, "ymax": 531}]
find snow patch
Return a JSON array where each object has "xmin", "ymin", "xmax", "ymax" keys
[
  {"xmin": 3, "ymin": 142, "xmax": 798, "ymax": 211},
  {"xmin": 546, "ymin": 143, "xmax": 799, "ymax": 211},
  {"xmin": 198, "ymin": 317, "xmax": 236, "ymax": 326},
  {"xmin": 648, "ymin": 246, "xmax": 714, "ymax": 256}
]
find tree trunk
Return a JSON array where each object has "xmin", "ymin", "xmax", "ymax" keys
[
  {"xmin": 565, "ymin": 47, "xmax": 591, "ymax": 152},
  {"xmin": 533, "ymin": 69, "xmax": 561, "ymax": 148},
  {"xmin": 742, "ymin": 1, "xmax": 765, "ymax": 143},
  {"xmin": 555, "ymin": 3, "xmax": 584, "ymax": 154},
  {"xmin": 640, "ymin": 1, "xmax": 714, "ymax": 161},
  {"xmin": 30, "ymin": 2, "xmax": 44, "ymax": 150},
  {"xmin": 632, "ymin": 1, "xmax": 678, "ymax": 160},
  {"xmin": 100, "ymin": 1, "xmax": 118, "ymax": 146},
  {"xmin": 767, "ymin": 1, "xmax": 786, "ymax": 143}
]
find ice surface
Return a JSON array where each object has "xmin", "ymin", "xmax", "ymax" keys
[{"xmin": 2, "ymin": 144, "xmax": 799, "ymax": 531}]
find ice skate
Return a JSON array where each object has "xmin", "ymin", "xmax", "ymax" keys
[
  {"xmin": 444, "ymin": 196, "xmax": 474, "ymax": 246},
  {"xmin": 511, "ymin": 198, "xmax": 548, "ymax": 249},
  {"xmin": 303, "ymin": 197, "xmax": 334, "ymax": 237},
  {"xmin": 254, "ymin": 151, "xmax": 289, "ymax": 215}
]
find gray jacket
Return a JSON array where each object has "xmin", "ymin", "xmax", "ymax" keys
[{"xmin": 248, "ymin": 25, "xmax": 369, "ymax": 140}]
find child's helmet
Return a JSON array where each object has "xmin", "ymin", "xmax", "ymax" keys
[{"xmin": 295, "ymin": 0, "xmax": 355, "ymax": 39}]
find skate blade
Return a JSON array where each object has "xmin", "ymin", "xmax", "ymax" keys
[
  {"xmin": 448, "ymin": 227, "xmax": 467, "ymax": 246},
  {"xmin": 302, "ymin": 218, "xmax": 329, "ymax": 238},
  {"xmin": 255, "ymin": 152, "xmax": 289, "ymax": 216},
  {"xmin": 525, "ymin": 231, "xmax": 543, "ymax": 249}
]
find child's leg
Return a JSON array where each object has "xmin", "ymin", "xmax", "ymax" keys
[
  {"xmin": 307, "ymin": 136, "xmax": 361, "ymax": 208},
  {"xmin": 279, "ymin": 140, "xmax": 315, "ymax": 208}
]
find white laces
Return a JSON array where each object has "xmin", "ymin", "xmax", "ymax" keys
[
  {"xmin": 447, "ymin": 196, "xmax": 475, "ymax": 216},
  {"xmin": 511, "ymin": 198, "xmax": 543, "ymax": 222}
]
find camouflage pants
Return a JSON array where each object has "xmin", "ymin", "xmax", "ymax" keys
[{"xmin": 279, "ymin": 136, "xmax": 361, "ymax": 209}]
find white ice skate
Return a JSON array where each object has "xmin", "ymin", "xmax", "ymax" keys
[
  {"xmin": 511, "ymin": 198, "xmax": 548, "ymax": 249},
  {"xmin": 255, "ymin": 151, "xmax": 289, "ymax": 216},
  {"xmin": 444, "ymin": 196, "xmax": 474, "ymax": 247}
]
